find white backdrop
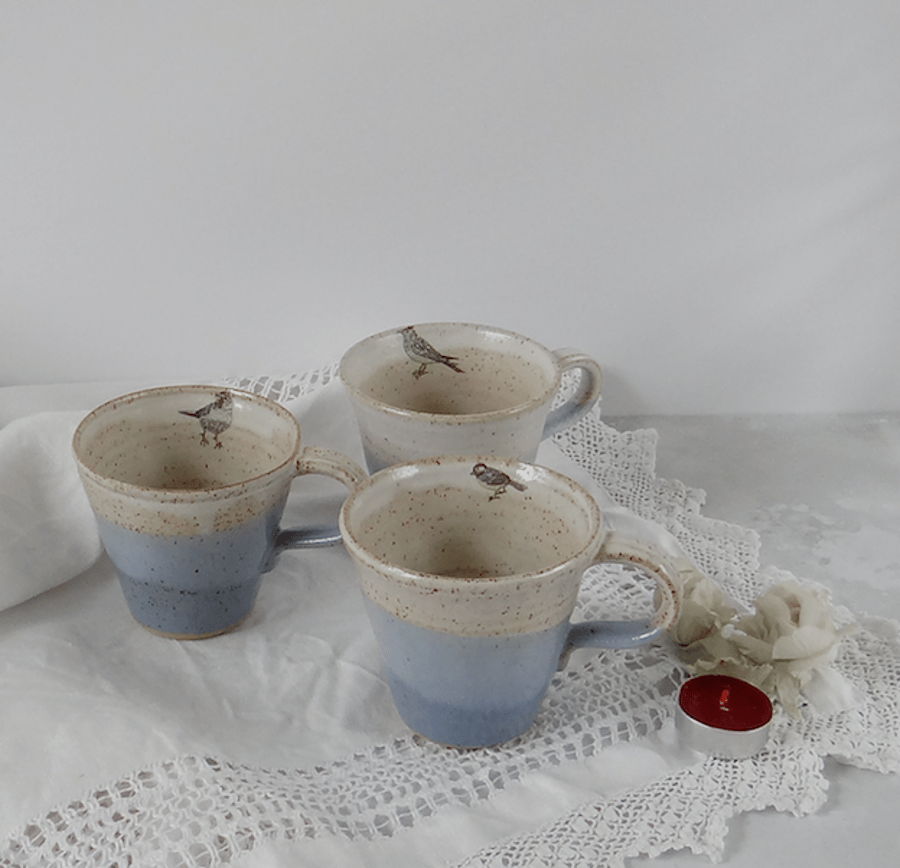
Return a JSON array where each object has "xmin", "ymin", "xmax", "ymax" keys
[{"xmin": 3, "ymin": 1, "xmax": 899, "ymax": 415}]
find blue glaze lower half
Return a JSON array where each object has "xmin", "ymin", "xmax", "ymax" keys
[
  {"xmin": 363, "ymin": 598, "xmax": 569, "ymax": 747},
  {"xmin": 363, "ymin": 599, "xmax": 665, "ymax": 747},
  {"xmin": 96, "ymin": 508, "xmax": 283, "ymax": 637}
]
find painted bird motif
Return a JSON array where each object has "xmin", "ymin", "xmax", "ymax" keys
[
  {"xmin": 471, "ymin": 462, "xmax": 527, "ymax": 500},
  {"xmin": 179, "ymin": 391, "xmax": 233, "ymax": 448},
  {"xmin": 401, "ymin": 326, "xmax": 464, "ymax": 379}
]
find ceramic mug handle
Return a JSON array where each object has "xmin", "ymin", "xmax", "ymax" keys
[
  {"xmin": 542, "ymin": 349, "xmax": 603, "ymax": 439},
  {"xmin": 274, "ymin": 446, "xmax": 367, "ymax": 550},
  {"xmin": 559, "ymin": 530, "xmax": 683, "ymax": 665}
]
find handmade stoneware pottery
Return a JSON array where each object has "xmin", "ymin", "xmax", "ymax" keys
[
  {"xmin": 339, "ymin": 322, "xmax": 603, "ymax": 471},
  {"xmin": 339, "ymin": 455, "xmax": 681, "ymax": 747},
  {"xmin": 73, "ymin": 385, "xmax": 366, "ymax": 638}
]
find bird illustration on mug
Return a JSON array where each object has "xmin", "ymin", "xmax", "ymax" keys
[
  {"xmin": 179, "ymin": 391, "xmax": 233, "ymax": 448},
  {"xmin": 401, "ymin": 326, "xmax": 465, "ymax": 379},
  {"xmin": 471, "ymin": 463, "xmax": 527, "ymax": 500}
]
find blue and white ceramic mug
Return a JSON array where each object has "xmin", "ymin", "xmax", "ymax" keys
[
  {"xmin": 339, "ymin": 323, "xmax": 602, "ymax": 472},
  {"xmin": 74, "ymin": 385, "xmax": 366, "ymax": 639},
  {"xmin": 339, "ymin": 455, "xmax": 682, "ymax": 747}
]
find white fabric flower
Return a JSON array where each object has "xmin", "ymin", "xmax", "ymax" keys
[
  {"xmin": 669, "ymin": 569, "xmax": 737, "ymax": 649},
  {"xmin": 671, "ymin": 576, "xmax": 857, "ymax": 718}
]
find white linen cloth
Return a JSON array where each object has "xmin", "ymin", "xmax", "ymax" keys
[
  {"xmin": 0, "ymin": 374, "xmax": 897, "ymax": 868},
  {"xmin": 0, "ymin": 411, "xmax": 102, "ymax": 612}
]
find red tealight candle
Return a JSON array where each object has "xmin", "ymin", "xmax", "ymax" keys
[{"xmin": 676, "ymin": 674, "xmax": 773, "ymax": 758}]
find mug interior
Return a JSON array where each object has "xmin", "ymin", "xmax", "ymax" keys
[
  {"xmin": 344, "ymin": 458, "xmax": 597, "ymax": 579},
  {"xmin": 74, "ymin": 386, "xmax": 299, "ymax": 491},
  {"xmin": 341, "ymin": 323, "xmax": 559, "ymax": 416}
]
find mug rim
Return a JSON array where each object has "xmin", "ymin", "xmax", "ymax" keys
[
  {"xmin": 339, "ymin": 322, "xmax": 563, "ymax": 421},
  {"xmin": 72, "ymin": 384, "xmax": 302, "ymax": 501},
  {"xmin": 339, "ymin": 454, "xmax": 604, "ymax": 589}
]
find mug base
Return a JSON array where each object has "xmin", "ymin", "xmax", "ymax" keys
[
  {"xmin": 116, "ymin": 572, "xmax": 262, "ymax": 640},
  {"xmin": 389, "ymin": 675, "xmax": 543, "ymax": 748},
  {"xmin": 406, "ymin": 722, "xmax": 537, "ymax": 751},
  {"xmin": 136, "ymin": 611, "xmax": 251, "ymax": 641}
]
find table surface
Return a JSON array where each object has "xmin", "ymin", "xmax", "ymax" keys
[
  {"xmin": 1, "ymin": 383, "xmax": 898, "ymax": 866},
  {"xmin": 605, "ymin": 412, "xmax": 900, "ymax": 866}
]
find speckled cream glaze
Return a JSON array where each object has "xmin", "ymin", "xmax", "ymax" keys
[
  {"xmin": 339, "ymin": 323, "xmax": 602, "ymax": 471},
  {"xmin": 340, "ymin": 456, "xmax": 681, "ymax": 638},
  {"xmin": 73, "ymin": 386, "xmax": 304, "ymax": 536}
]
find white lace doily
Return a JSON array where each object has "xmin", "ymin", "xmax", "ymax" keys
[{"xmin": 2, "ymin": 370, "xmax": 897, "ymax": 868}]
